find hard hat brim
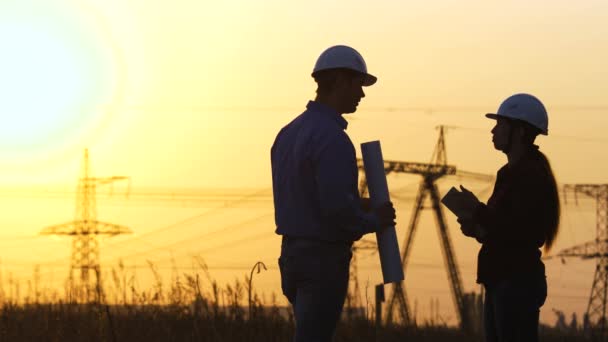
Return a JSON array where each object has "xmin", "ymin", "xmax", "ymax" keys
[
  {"xmin": 311, "ymin": 69, "xmax": 377, "ymax": 86},
  {"xmin": 363, "ymin": 73, "xmax": 377, "ymax": 87},
  {"xmin": 485, "ymin": 113, "xmax": 548, "ymax": 135}
]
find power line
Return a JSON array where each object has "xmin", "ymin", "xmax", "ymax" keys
[
  {"xmin": 0, "ymin": 187, "xmax": 272, "ymax": 202},
  {"xmin": 120, "ymin": 104, "xmax": 608, "ymax": 113},
  {"xmin": 111, "ymin": 230, "xmax": 277, "ymax": 269},
  {"xmin": 0, "ymin": 235, "xmax": 45, "ymax": 241},
  {"xmin": 100, "ymin": 187, "xmax": 272, "ymax": 250},
  {"xmin": 424, "ymin": 124, "xmax": 608, "ymax": 144},
  {"xmin": 102, "ymin": 212, "xmax": 274, "ymax": 262}
]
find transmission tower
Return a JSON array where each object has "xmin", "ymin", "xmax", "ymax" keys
[
  {"xmin": 346, "ymin": 238, "xmax": 377, "ymax": 315},
  {"xmin": 40, "ymin": 149, "xmax": 131, "ymax": 302},
  {"xmin": 356, "ymin": 126, "xmax": 492, "ymax": 332},
  {"xmin": 555, "ymin": 184, "xmax": 608, "ymax": 339}
]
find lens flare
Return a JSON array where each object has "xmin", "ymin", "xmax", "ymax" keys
[{"xmin": 0, "ymin": 0, "xmax": 120, "ymax": 161}]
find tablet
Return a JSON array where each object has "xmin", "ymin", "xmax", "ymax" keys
[{"xmin": 441, "ymin": 186, "xmax": 474, "ymax": 219}]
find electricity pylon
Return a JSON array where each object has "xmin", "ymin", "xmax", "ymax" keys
[
  {"xmin": 40, "ymin": 149, "xmax": 131, "ymax": 302},
  {"xmin": 347, "ymin": 238, "xmax": 377, "ymax": 314},
  {"xmin": 356, "ymin": 126, "xmax": 492, "ymax": 332},
  {"xmin": 555, "ymin": 184, "xmax": 608, "ymax": 340}
]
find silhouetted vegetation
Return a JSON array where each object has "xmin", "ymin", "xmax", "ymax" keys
[{"xmin": 0, "ymin": 259, "xmax": 593, "ymax": 341}]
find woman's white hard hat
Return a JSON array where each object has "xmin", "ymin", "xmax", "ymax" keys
[
  {"xmin": 486, "ymin": 93, "xmax": 549, "ymax": 135},
  {"xmin": 312, "ymin": 45, "xmax": 377, "ymax": 86}
]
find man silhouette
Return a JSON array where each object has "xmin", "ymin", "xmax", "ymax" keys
[{"xmin": 271, "ymin": 45, "xmax": 396, "ymax": 342}]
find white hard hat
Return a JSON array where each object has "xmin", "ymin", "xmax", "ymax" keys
[
  {"xmin": 486, "ymin": 93, "xmax": 549, "ymax": 135},
  {"xmin": 312, "ymin": 45, "xmax": 377, "ymax": 86}
]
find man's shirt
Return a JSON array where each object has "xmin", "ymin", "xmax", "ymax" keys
[{"xmin": 271, "ymin": 101, "xmax": 378, "ymax": 242}]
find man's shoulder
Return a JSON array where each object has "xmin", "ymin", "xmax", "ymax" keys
[
  {"xmin": 273, "ymin": 107, "xmax": 352, "ymax": 151},
  {"xmin": 295, "ymin": 109, "xmax": 346, "ymax": 138},
  {"xmin": 278, "ymin": 110, "xmax": 321, "ymax": 132},
  {"xmin": 273, "ymin": 112, "xmax": 307, "ymax": 139}
]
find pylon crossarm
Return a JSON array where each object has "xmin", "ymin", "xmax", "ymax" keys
[
  {"xmin": 40, "ymin": 222, "xmax": 77, "ymax": 235},
  {"xmin": 80, "ymin": 176, "xmax": 129, "ymax": 184},
  {"xmin": 454, "ymin": 170, "xmax": 495, "ymax": 182},
  {"xmin": 40, "ymin": 220, "xmax": 131, "ymax": 236},
  {"xmin": 357, "ymin": 159, "xmax": 457, "ymax": 177},
  {"xmin": 564, "ymin": 184, "xmax": 608, "ymax": 199},
  {"xmin": 91, "ymin": 220, "xmax": 132, "ymax": 235},
  {"xmin": 556, "ymin": 240, "xmax": 608, "ymax": 259}
]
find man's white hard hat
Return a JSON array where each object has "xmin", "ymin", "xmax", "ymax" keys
[
  {"xmin": 312, "ymin": 45, "xmax": 377, "ymax": 86},
  {"xmin": 486, "ymin": 93, "xmax": 549, "ymax": 135}
]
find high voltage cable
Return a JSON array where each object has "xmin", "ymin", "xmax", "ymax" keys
[
  {"xmin": 0, "ymin": 161, "xmax": 600, "ymax": 287},
  {"xmin": 93, "ymin": 261, "xmax": 475, "ymax": 272},
  {"xmin": 1, "ymin": 184, "xmax": 595, "ymax": 267},
  {"xmin": 0, "ymin": 187, "xmax": 273, "ymax": 202},
  {"xmin": 100, "ymin": 187, "xmax": 272, "ymax": 249},
  {"xmin": 102, "ymin": 212, "xmax": 274, "ymax": 262},
  {"xmin": 0, "ymin": 185, "xmax": 595, "ymax": 267},
  {"xmin": 4, "ymin": 257, "xmax": 598, "ymax": 302},
  {"xmin": 445, "ymin": 125, "xmax": 608, "ymax": 144},
  {"xmin": 106, "ymin": 184, "xmax": 476, "ymax": 260},
  {"xmin": 122, "ymin": 104, "xmax": 608, "ymax": 113},
  {"xmin": 119, "ymin": 231, "xmax": 276, "ymax": 266},
  {"xmin": 100, "ymin": 208, "xmax": 272, "ymax": 254}
]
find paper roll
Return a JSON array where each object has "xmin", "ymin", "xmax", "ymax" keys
[{"xmin": 361, "ymin": 141, "xmax": 404, "ymax": 284}]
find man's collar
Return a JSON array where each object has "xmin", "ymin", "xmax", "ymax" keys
[{"xmin": 306, "ymin": 100, "xmax": 348, "ymax": 130}]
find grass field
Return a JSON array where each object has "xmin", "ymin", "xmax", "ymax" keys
[
  {"xmin": 0, "ymin": 261, "xmax": 595, "ymax": 341},
  {"xmin": 0, "ymin": 302, "xmax": 594, "ymax": 341}
]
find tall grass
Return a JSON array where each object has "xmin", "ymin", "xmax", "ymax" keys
[{"xmin": 0, "ymin": 259, "xmax": 594, "ymax": 341}]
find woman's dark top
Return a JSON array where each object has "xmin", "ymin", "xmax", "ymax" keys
[{"xmin": 473, "ymin": 146, "xmax": 553, "ymax": 286}]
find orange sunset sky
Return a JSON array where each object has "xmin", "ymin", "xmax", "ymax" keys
[{"xmin": 0, "ymin": 0, "xmax": 607, "ymax": 325}]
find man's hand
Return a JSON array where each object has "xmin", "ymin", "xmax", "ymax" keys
[
  {"xmin": 360, "ymin": 197, "xmax": 372, "ymax": 213},
  {"xmin": 374, "ymin": 201, "xmax": 396, "ymax": 231}
]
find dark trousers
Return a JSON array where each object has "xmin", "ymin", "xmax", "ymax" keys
[
  {"xmin": 278, "ymin": 237, "xmax": 352, "ymax": 342},
  {"xmin": 484, "ymin": 277, "xmax": 547, "ymax": 342}
]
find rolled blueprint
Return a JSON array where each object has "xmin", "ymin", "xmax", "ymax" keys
[{"xmin": 361, "ymin": 141, "xmax": 404, "ymax": 284}]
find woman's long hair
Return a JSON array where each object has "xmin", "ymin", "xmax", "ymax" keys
[
  {"xmin": 538, "ymin": 151, "xmax": 560, "ymax": 253},
  {"xmin": 520, "ymin": 121, "xmax": 561, "ymax": 252}
]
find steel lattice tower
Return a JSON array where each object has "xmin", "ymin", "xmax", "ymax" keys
[
  {"xmin": 355, "ymin": 126, "xmax": 492, "ymax": 331},
  {"xmin": 40, "ymin": 149, "xmax": 131, "ymax": 302},
  {"xmin": 556, "ymin": 184, "xmax": 608, "ymax": 339},
  {"xmin": 346, "ymin": 238, "xmax": 377, "ymax": 314}
]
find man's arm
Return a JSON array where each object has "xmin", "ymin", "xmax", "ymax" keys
[{"xmin": 315, "ymin": 135, "xmax": 394, "ymax": 238}]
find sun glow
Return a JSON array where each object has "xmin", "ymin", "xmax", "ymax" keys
[{"xmin": 0, "ymin": 0, "xmax": 120, "ymax": 160}]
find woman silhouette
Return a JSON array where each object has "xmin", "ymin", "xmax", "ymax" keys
[{"xmin": 457, "ymin": 93, "xmax": 560, "ymax": 342}]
